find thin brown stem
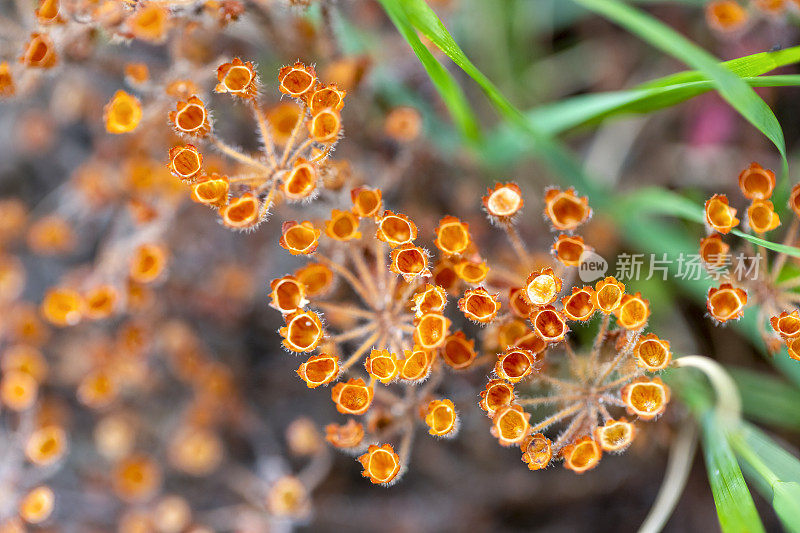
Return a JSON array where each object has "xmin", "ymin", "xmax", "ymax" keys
[
  {"xmin": 316, "ymin": 253, "xmax": 374, "ymax": 307},
  {"xmin": 328, "ymin": 321, "xmax": 377, "ymax": 343},
  {"xmin": 211, "ymin": 137, "xmax": 270, "ymax": 171},
  {"xmin": 281, "ymin": 104, "xmax": 308, "ymax": 166},
  {"xmin": 529, "ymin": 402, "xmax": 583, "ymax": 433},
  {"xmin": 340, "ymin": 331, "xmax": 381, "ymax": 371},
  {"xmin": 251, "ymin": 103, "xmax": 279, "ymax": 169}
]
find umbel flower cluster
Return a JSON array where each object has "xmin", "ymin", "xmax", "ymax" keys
[{"xmin": 702, "ymin": 162, "xmax": 800, "ymax": 359}]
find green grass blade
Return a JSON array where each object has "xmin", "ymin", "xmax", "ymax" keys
[
  {"xmin": 376, "ymin": 0, "xmax": 481, "ymax": 142},
  {"xmin": 701, "ymin": 412, "xmax": 766, "ymax": 533},
  {"xmin": 571, "ymin": 0, "xmax": 787, "ymax": 167},
  {"xmin": 728, "ymin": 367, "xmax": 800, "ymax": 431}
]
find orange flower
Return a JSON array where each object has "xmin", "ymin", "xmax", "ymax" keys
[
  {"xmin": 278, "ymin": 61, "xmax": 317, "ymax": 98},
  {"xmin": 296, "ymin": 353, "xmax": 339, "ymax": 388},
  {"xmin": 739, "ymin": 162, "xmax": 776, "ymax": 200},
  {"xmin": 84, "ymin": 285, "xmax": 118, "ymax": 320},
  {"xmin": 269, "ymin": 275, "xmax": 308, "ymax": 314},
  {"xmin": 18, "ymin": 486, "xmax": 55, "ymax": 525},
  {"xmin": 786, "ymin": 337, "xmax": 800, "ymax": 361},
  {"xmin": 561, "ymin": 436, "xmax": 602, "ymax": 473},
  {"xmin": 552, "ymin": 234, "xmax": 587, "ymax": 266},
  {"xmin": 364, "ymin": 349, "xmax": 399, "ymax": 384},
  {"xmin": 544, "ymin": 187, "xmax": 591, "ymax": 230},
  {"xmin": 0, "ymin": 370, "xmax": 38, "ymax": 410},
  {"xmin": 308, "ymin": 109, "xmax": 342, "ymax": 143},
  {"xmin": 453, "ymin": 258, "xmax": 490, "ymax": 284},
  {"xmin": 747, "ymin": 200, "xmax": 780, "ymax": 233},
  {"xmin": 266, "ymin": 476, "xmax": 309, "ymax": 518},
  {"xmin": 494, "ymin": 347, "xmax": 542, "ymax": 383},
  {"xmin": 399, "ymin": 347, "xmax": 434, "ymax": 381},
  {"xmin": 325, "ymin": 209, "xmax": 361, "ymax": 241},
  {"xmin": 699, "ymin": 234, "xmax": 730, "ymax": 267},
  {"xmin": 357, "ymin": 444, "xmax": 401, "ymax": 485},
  {"xmin": 36, "ymin": 0, "xmax": 61, "ymax": 24},
  {"xmin": 592, "ymin": 276, "xmax": 625, "ymax": 313},
  {"xmin": 104, "ymin": 91, "xmax": 142, "ymax": 134},
  {"xmin": 524, "ymin": 267, "xmax": 562, "ymax": 307},
  {"xmin": 621, "ymin": 377, "xmax": 670, "ymax": 420},
  {"xmin": 331, "ymin": 378, "xmax": 374, "ymax": 415},
  {"xmin": 279, "ymin": 310, "xmax": 324, "ymax": 352},
  {"xmin": 441, "ymin": 331, "xmax": 476, "ymax": 369},
  {"xmin": 351, "ymin": 187, "xmax": 383, "ymax": 218},
  {"xmin": 279, "ymin": 221, "xmax": 321, "ymax": 255},
  {"xmin": 376, "ymin": 211, "xmax": 417, "ymax": 247},
  {"xmin": 77, "ymin": 369, "xmax": 117, "ymax": 409},
  {"xmin": 425, "ymin": 399, "xmax": 458, "ymax": 437},
  {"xmin": 41, "ymin": 288, "xmax": 83, "ymax": 326},
  {"xmin": 704, "ymin": 194, "xmax": 739, "ymax": 234},
  {"xmin": 124, "ymin": 63, "xmax": 149, "ymax": 85},
  {"xmin": 530, "ymin": 306, "xmax": 568, "ymax": 343},
  {"xmin": 215, "ymin": 57, "xmax": 258, "ymax": 98},
  {"xmin": 20, "ymin": 33, "xmax": 57, "ymax": 68},
  {"xmin": 789, "ymin": 183, "xmax": 800, "ymax": 217},
  {"xmin": 412, "ymin": 284, "xmax": 447, "ymax": 318},
  {"xmin": 294, "ymin": 263, "xmax": 333, "ymax": 297},
  {"xmin": 0, "ymin": 61, "xmax": 14, "ymax": 96},
  {"xmin": 562, "ymin": 286, "xmax": 596, "ymax": 321},
  {"xmin": 384, "ymin": 107, "xmax": 422, "ymax": 142},
  {"xmin": 521, "ymin": 434, "xmax": 552, "ymax": 471},
  {"xmin": 325, "ymin": 419, "xmax": 364, "ymax": 449},
  {"xmin": 1, "ymin": 345, "xmax": 47, "ymax": 383},
  {"xmin": 482, "ymin": 182, "xmax": 523, "ymax": 221},
  {"xmin": 434, "ymin": 216, "xmax": 471, "ymax": 256},
  {"xmin": 129, "ymin": 243, "xmax": 167, "ymax": 284},
  {"xmin": 706, "ymin": 0, "xmax": 748, "ymax": 32},
  {"xmin": 414, "ymin": 313, "xmax": 450, "ymax": 350},
  {"xmin": 127, "ymin": 3, "xmax": 170, "ymax": 42},
  {"xmin": 633, "ymin": 334, "xmax": 672, "ymax": 371},
  {"xmin": 389, "ymin": 244, "xmax": 431, "ymax": 282},
  {"xmin": 770, "ymin": 310, "xmax": 800, "ymax": 339},
  {"xmin": 753, "ymin": 0, "xmax": 786, "ymax": 13},
  {"xmin": 706, "ymin": 283, "xmax": 747, "ymax": 322},
  {"xmin": 25, "ymin": 425, "xmax": 67, "ymax": 466},
  {"xmin": 594, "ymin": 419, "xmax": 635, "ymax": 452},
  {"xmin": 614, "ymin": 293, "xmax": 650, "ymax": 330},
  {"xmin": 479, "ymin": 379, "xmax": 515, "ymax": 417},
  {"xmin": 112, "ymin": 454, "xmax": 162, "ymax": 502},
  {"xmin": 491, "ymin": 404, "xmax": 531, "ymax": 446},
  {"xmin": 192, "ymin": 175, "xmax": 229, "ymax": 208},
  {"xmin": 27, "ymin": 215, "xmax": 74, "ymax": 255},
  {"xmin": 169, "ymin": 96, "xmax": 211, "ymax": 137},
  {"xmin": 505, "ymin": 288, "xmax": 531, "ymax": 318},
  {"xmin": 458, "ymin": 287, "xmax": 501, "ymax": 323},
  {"xmin": 309, "ymin": 83, "xmax": 346, "ymax": 114},
  {"xmin": 283, "ymin": 159, "xmax": 318, "ymax": 201},
  {"xmin": 168, "ymin": 145, "xmax": 203, "ymax": 182}
]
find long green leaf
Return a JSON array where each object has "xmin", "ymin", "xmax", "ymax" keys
[
  {"xmin": 701, "ymin": 412, "xmax": 765, "ymax": 533},
  {"xmin": 729, "ymin": 367, "xmax": 800, "ymax": 431},
  {"xmin": 571, "ymin": 0, "xmax": 787, "ymax": 168}
]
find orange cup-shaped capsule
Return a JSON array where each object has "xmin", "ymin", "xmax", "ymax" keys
[
  {"xmin": 278, "ymin": 61, "xmax": 317, "ymax": 98},
  {"xmin": 399, "ymin": 347, "xmax": 433, "ymax": 381},
  {"xmin": 19, "ymin": 486, "xmax": 55, "ymax": 524},
  {"xmin": 279, "ymin": 221, "xmax": 321, "ymax": 255},
  {"xmin": 747, "ymin": 200, "xmax": 780, "ymax": 233},
  {"xmin": 130, "ymin": 244, "xmax": 167, "ymax": 284},
  {"xmin": 482, "ymin": 182, "xmax": 523, "ymax": 221},
  {"xmin": 704, "ymin": 194, "xmax": 739, "ymax": 234},
  {"xmin": 169, "ymin": 96, "xmax": 211, "ymax": 137},
  {"xmin": 707, "ymin": 283, "xmax": 747, "ymax": 322},
  {"xmin": 553, "ymin": 234, "xmax": 587, "ymax": 267},
  {"xmin": 524, "ymin": 267, "xmax": 562, "ymax": 307},
  {"xmin": 521, "ymin": 433, "xmax": 552, "ymax": 471},
  {"xmin": 77, "ymin": 369, "xmax": 117, "ymax": 409},
  {"xmin": 192, "ymin": 175, "xmax": 229, "ymax": 208},
  {"xmin": 390, "ymin": 244, "xmax": 430, "ymax": 282},
  {"xmin": 269, "ymin": 275, "xmax": 308, "ymax": 314},
  {"xmin": 496, "ymin": 319, "xmax": 529, "ymax": 350},
  {"xmin": 113, "ymin": 454, "xmax": 163, "ymax": 502},
  {"xmin": 84, "ymin": 285, "xmax": 118, "ymax": 320},
  {"xmin": 27, "ymin": 215, "xmax": 74, "ymax": 255},
  {"xmin": 441, "ymin": 331, "xmax": 476, "ymax": 369},
  {"xmin": 595, "ymin": 419, "xmax": 635, "ymax": 452},
  {"xmin": 531, "ymin": 306, "xmax": 568, "ymax": 343},
  {"xmin": 0, "ymin": 61, "xmax": 14, "ymax": 97},
  {"xmin": 215, "ymin": 57, "xmax": 258, "ymax": 98},
  {"xmin": 364, "ymin": 349, "xmax": 399, "ymax": 384},
  {"xmin": 622, "ymin": 377, "xmax": 670, "ymax": 420},
  {"xmin": 104, "ymin": 91, "xmax": 142, "ymax": 134},
  {"xmin": 425, "ymin": 399, "xmax": 458, "ymax": 437},
  {"xmin": 168, "ymin": 145, "xmax": 203, "ymax": 182},
  {"xmin": 266, "ymin": 476, "xmax": 309, "ymax": 518},
  {"xmin": 294, "ymin": 263, "xmax": 333, "ymax": 297},
  {"xmin": 458, "ymin": 287, "xmax": 501, "ymax": 324},
  {"xmin": 221, "ymin": 194, "xmax": 261, "ymax": 229},
  {"xmin": 699, "ymin": 234, "xmax": 730, "ymax": 267},
  {"xmin": 268, "ymin": 102, "xmax": 302, "ymax": 144},
  {"xmin": 706, "ymin": 0, "xmax": 748, "ymax": 32},
  {"xmin": 593, "ymin": 277, "xmax": 625, "ymax": 313},
  {"xmin": 36, "ymin": 0, "xmax": 61, "ymax": 23},
  {"xmin": 1, "ymin": 370, "xmax": 38, "ymax": 410},
  {"xmin": 739, "ymin": 163, "xmax": 776, "ymax": 200},
  {"xmin": 376, "ymin": 210, "xmax": 417, "ymax": 247},
  {"xmin": 358, "ymin": 444, "xmax": 401, "ymax": 485},
  {"xmin": 495, "ymin": 347, "xmax": 541, "ymax": 383},
  {"xmin": 562, "ymin": 436, "xmax": 602, "ymax": 473},
  {"xmin": 279, "ymin": 310, "xmax": 324, "ymax": 352},
  {"xmin": 544, "ymin": 187, "xmax": 591, "ymax": 231},
  {"xmin": 124, "ymin": 63, "xmax": 149, "ymax": 85},
  {"xmin": 310, "ymin": 83, "xmax": 347, "ymax": 114},
  {"xmin": 128, "ymin": 3, "xmax": 169, "ymax": 42},
  {"xmin": 770, "ymin": 310, "xmax": 800, "ymax": 339},
  {"xmin": 351, "ymin": 187, "xmax": 383, "ymax": 218},
  {"xmin": 614, "ymin": 293, "xmax": 650, "ymax": 330},
  {"xmin": 434, "ymin": 216, "xmax": 471, "ymax": 256},
  {"xmin": 789, "ymin": 183, "xmax": 800, "ymax": 217},
  {"xmin": 415, "ymin": 313, "xmax": 450, "ymax": 350},
  {"xmin": 20, "ymin": 33, "xmax": 57, "ymax": 68},
  {"xmin": 633, "ymin": 334, "xmax": 672, "ymax": 371},
  {"xmin": 479, "ymin": 379, "xmax": 515, "ymax": 417},
  {"xmin": 384, "ymin": 107, "xmax": 422, "ymax": 142},
  {"xmin": 297, "ymin": 353, "xmax": 339, "ymax": 388},
  {"xmin": 168, "ymin": 426, "xmax": 223, "ymax": 476},
  {"xmin": 2, "ymin": 345, "xmax": 47, "ymax": 382},
  {"xmin": 508, "ymin": 288, "xmax": 533, "ymax": 319},
  {"xmin": 325, "ymin": 419, "xmax": 365, "ymax": 449},
  {"xmin": 454, "ymin": 258, "xmax": 490, "ymax": 284},
  {"xmin": 331, "ymin": 378, "xmax": 374, "ymax": 415},
  {"xmin": 562, "ymin": 286, "xmax": 596, "ymax": 321},
  {"xmin": 786, "ymin": 337, "xmax": 800, "ymax": 361},
  {"xmin": 25, "ymin": 425, "xmax": 67, "ymax": 466},
  {"xmin": 491, "ymin": 404, "xmax": 531, "ymax": 447},
  {"xmin": 412, "ymin": 284, "xmax": 447, "ymax": 318},
  {"xmin": 308, "ymin": 109, "xmax": 341, "ymax": 143},
  {"xmin": 41, "ymin": 288, "xmax": 83, "ymax": 326},
  {"xmin": 284, "ymin": 159, "xmax": 318, "ymax": 201}
]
